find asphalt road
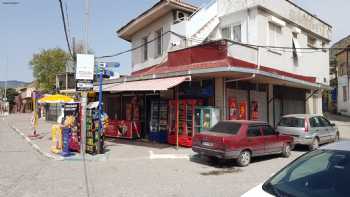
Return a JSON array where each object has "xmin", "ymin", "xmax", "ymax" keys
[{"xmin": 3, "ymin": 113, "xmax": 350, "ymax": 197}]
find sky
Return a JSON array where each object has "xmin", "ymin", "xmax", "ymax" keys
[{"xmin": 0, "ymin": 0, "xmax": 349, "ymax": 82}]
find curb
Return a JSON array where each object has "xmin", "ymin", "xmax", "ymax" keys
[
  {"xmin": 8, "ymin": 123, "xmax": 108, "ymax": 162},
  {"xmin": 8, "ymin": 124, "xmax": 64, "ymax": 161}
]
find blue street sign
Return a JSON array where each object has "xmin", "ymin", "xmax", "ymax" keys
[{"xmin": 105, "ymin": 62, "xmax": 120, "ymax": 68}]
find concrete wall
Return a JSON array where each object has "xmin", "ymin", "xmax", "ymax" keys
[
  {"xmin": 216, "ymin": 6, "xmax": 330, "ymax": 85},
  {"xmin": 218, "ymin": 0, "xmax": 331, "ymax": 40},
  {"xmin": 215, "ymin": 78, "xmax": 225, "ymax": 119},
  {"xmin": 305, "ymin": 92, "xmax": 323, "ymax": 115},
  {"xmin": 131, "ymin": 12, "xmax": 174, "ymax": 72},
  {"xmin": 256, "ymin": 8, "xmax": 330, "ymax": 85},
  {"xmin": 337, "ymin": 76, "xmax": 350, "ymax": 115}
]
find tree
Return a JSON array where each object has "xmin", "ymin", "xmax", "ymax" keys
[{"xmin": 30, "ymin": 48, "xmax": 71, "ymax": 92}]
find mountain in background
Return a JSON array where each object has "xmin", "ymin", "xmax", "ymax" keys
[{"xmin": 0, "ymin": 80, "xmax": 29, "ymax": 89}]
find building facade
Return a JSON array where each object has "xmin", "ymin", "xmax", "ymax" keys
[
  {"xmin": 336, "ymin": 45, "xmax": 350, "ymax": 115},
  {"xmin": 100, "ymin": 0, "xmax": 332, "ymax": 142}
]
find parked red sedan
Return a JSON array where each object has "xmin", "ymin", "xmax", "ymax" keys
[{"xmin": 192, "ymin": 120, "xmax": 294, "ymax": 166}]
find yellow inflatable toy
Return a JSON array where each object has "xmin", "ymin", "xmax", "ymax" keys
[{"xmin": 51, "ymin": 124, "xmax": 63, "ymax": 154}]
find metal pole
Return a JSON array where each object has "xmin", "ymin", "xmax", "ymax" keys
[
  {"xmin": 4, "ymin": 56, "xmax": 7, "ymax": 102},
  {"xmin": 80, "ymin": 2, "xmax": 91, "ymax": 197},
  {"xmin": 81, "ymin": 0, "xmax": 90, "ymax": 156},
  {"xmin": 84, "ymin": 0, "xmax": 89, "ymax": 54},
  {"xmin": 98, "ymin": 65, "xmax": 103, "ymax": 153}
]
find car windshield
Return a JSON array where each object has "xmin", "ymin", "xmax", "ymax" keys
[
  {"xmin": 278, "ymin": 117, "xmax": 305, "ymax": 128},
  {"xmin": 208, "ymin": 121, "xmax": 241, "ymax": 135},
  {"xmin": 263, "ymin": 149, "xmax": 350, "ymax": 197}
]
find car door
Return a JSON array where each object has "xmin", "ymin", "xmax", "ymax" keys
[
  {"xmin": 318, "ymin": 116, "xmax": 336, "ymax": 142},
  {"xmin": 261, "ymin": 125, "xmax": 282, "ymax": 154},
  {"xmin": 246, "ymin": 125, "xmax": 265, "ymax": 156},
  {"xmin": 309, "ymin": 117, "xmax": 326, "ymax": 143}
]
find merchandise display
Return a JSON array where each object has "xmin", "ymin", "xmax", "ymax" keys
[
  {"xmin": 149, "ymin": 100, "xmax": 168, "ymax": 143},
  {"xmin": 86, "ymin": 106, "xmax": 105, "ymax": 154},
  {"xmin": 194, "ymin": 106, "xmax": 220, "ymax": 133},
  {"xmin": 104, "ymin": 96, "xmax": 141, "ymax": 139},
  {"xmin": 168, "ymin": 99, "xmax": 203, "ymax": 147},
  {"xmin": 50, "ymin": 124, "xmax": 62, "ymax": 154}
]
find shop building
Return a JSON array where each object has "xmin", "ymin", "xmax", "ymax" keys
[
  {"xmin": 99, "ymin": 0, "xmax": 332, "ymax": 146},
  {"xmin": 335, "ymin": 45, "xmax": 350, "ymax": 116}
]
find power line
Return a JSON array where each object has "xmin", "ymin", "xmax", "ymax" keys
[
  {"xmin": 64, "ymin": 2, "xmax": 72, "ymax": 46},
  {"xmin": 96, "ymin": 31, "xmax": 350, "ymax": 59},
  {"xmin": 96, "ymin": 30, "xmax": 176, "ymax": 59},
  {"xmin": 58, "ymin": 0, "xmax": 73, "ymax": 58}
]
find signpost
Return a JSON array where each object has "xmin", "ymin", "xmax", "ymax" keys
[
  {"xmin": 76, "ymin": 54, "xmax": 95, "ymax": 157},
  {"xmin": 96, "ymin": 61, "xmax": 119, "ymax": 154}
]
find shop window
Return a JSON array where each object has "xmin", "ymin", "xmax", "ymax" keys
[
  {"xmin": 221, "ymin": 24, "xmax": 241, "ymax": 42},
  {"xmin": 232, "ymin": 24, "xmax": 241, "ymax": 42},
  {"xmin": 322, "ymin": 41, "xmax": 327, "ymax": 52},
  {"xmin": 269, "ymin": 22, "xmax": 282, "ymax": 46},
  {"xmin": 292, "ymin": 32, "xmax": 298, "ymax": 39},
  {"xmin": 307, "ymin": 36, "xmax": 317, "ymax": 48},
  {"xmin": 155, "ymin": 28, "xmax": 163, "ymax": 57},
  {"xmin": 221, "ymin": 26, "xmax": 231, "ymax": 40},
  {"xmin": 142, "ymin": 36, "xmax": 148, "ymax": 62},
  {"xmin": 343, "ymin": 86, "xmax": 347, "ymax": 102}
]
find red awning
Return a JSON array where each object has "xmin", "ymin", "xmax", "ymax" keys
[{"xmin": 105, "ymin": 76, "xmax": 191, "ymax": 92}]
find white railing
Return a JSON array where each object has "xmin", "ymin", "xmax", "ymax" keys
[{"xmin": 186, "ymin": 0, "xmax": 218, "ymax": 38}]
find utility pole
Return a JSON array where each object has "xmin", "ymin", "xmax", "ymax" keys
[
  {"xmin": 4, "ymin": 56, "xmax": 8, "ymax": 102},
  {"xmin": 81, "ymin": 1, "xmax": 91, "ymax": 197},
  {"xmin": 81, "ymin": 0, "xmax": 90, "ymax": 156},
  {"xmin": 2, "ymin": 1, "xmax": 20, "ymax": 115}
]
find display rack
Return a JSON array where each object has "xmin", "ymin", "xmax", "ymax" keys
[
  {"xmin": 149, "ymin": 100, "xmax": 168, "ymax": 143},
  {"xmin": 194, "ymin": 106, "xmax": 220, "ymax": 133},
  {"xmin": 168, "ymin": 99, "xmax": 202, "ymax": 147}
]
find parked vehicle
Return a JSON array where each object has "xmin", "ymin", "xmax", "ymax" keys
[
  {"xmin": 192, "ymin": 120, "xmax": 294, "ymax": 166},
  {"xmin": 276, "ymin": 114, "xmax": 339, "ymax": 151},
  {"xmin": 242, "ymin": 140, "xmax": 350, "ymax": 197}
]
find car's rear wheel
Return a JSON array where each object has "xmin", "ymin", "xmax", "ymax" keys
[
  {"xmin": 282, "ymin": 143, "xmax": 291, "ymax": 158},
  {"xmin": 237, "ymin": 150, "xmax": 251, "ymax": 167},
  {"xmin": 309, "ymin": 138, "xmax": 319, "ymax": 151}
]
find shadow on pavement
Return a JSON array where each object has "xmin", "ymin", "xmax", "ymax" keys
[{"xmin": 104, "ymin": 137, "xmax": 173, "ymax": 150}]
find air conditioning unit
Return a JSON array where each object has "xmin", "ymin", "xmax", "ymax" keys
[{"xmin": 174, "ymin": 10, "xmax": 186, "ymax": 23}]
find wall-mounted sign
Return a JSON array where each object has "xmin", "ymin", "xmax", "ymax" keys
[{"xmin": 76, "ymin": 79, "xmax": 93, "ymax": 92}]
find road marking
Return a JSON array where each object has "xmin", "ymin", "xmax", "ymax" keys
[
  {"xmin": 149, "ymin": 151, "xmax": 190, "ymax": 160},
  {"xmin": 8, "ymin": 124, "xmax": 64, "ymax": 161}
]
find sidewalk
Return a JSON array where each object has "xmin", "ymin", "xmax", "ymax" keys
[
  {"xmin": 5, "ymin": 113, "xmax": 108, "ymax": 161},
  {"xmin": 324, "ymin": 112, "xmax": 350, "ymax": 139},
  {"xmin": 5, "ymin": 113, "xmax": 193, "ymax": 162}
]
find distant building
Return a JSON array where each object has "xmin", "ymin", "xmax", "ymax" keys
[
  {"xmin": 335, "ymin": 43, "xmax": 350, "ymax": 115},
  {"xmin": 14, "ymin": 81, "xmax": 37, "ymax": 113}
]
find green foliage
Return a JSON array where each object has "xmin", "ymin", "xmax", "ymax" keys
[{"xmin": 30, "ymin": 48, "xmax": 71, "ymax": 92}]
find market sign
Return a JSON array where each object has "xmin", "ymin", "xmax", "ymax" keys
[
  {"xmin": 76, "ymin": 54, "xmax": 95, "ymax": 91},
  {"xmin": 76, "ymin": 54, "xmax": 95, "ymax": 80}
]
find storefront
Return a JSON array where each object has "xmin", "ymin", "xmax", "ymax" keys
[
  {"xmin": 273, "ymin": 86, "xmax": 307, "ymax": 126},
  {"xmin": 101, "ymin": 76, "xmax": 220, "ymax": 147},
  {"xmin": 225, "ymin": 81, "xmax": 268, "ymax": 122}
]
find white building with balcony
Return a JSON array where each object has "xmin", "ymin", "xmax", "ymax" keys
[{"xmin": 108, "ymin": 0, "xmax": 332, "ymax": 126}]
